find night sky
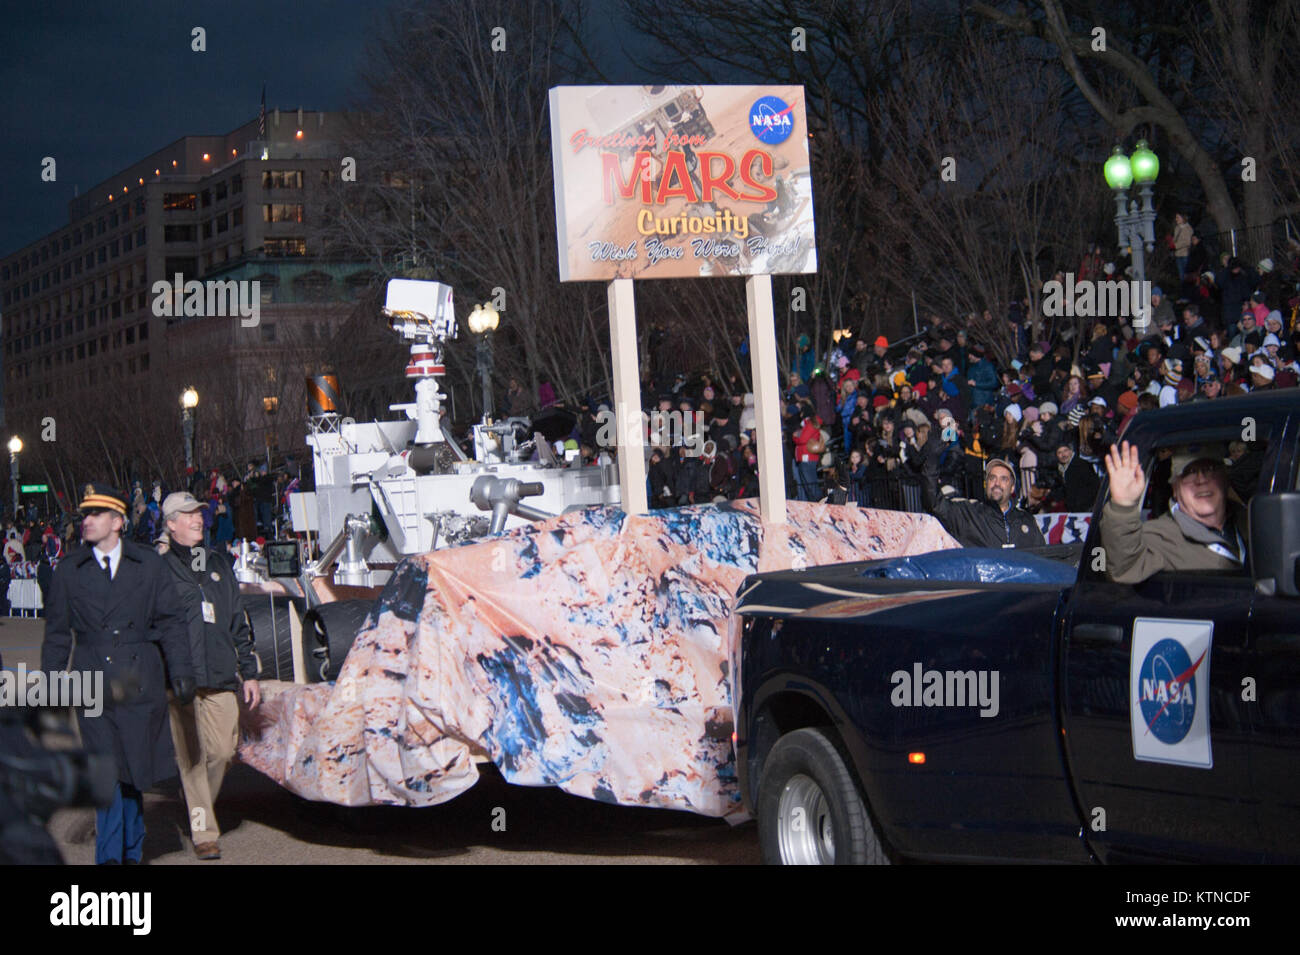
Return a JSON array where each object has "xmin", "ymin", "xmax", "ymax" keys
[{"xmin": 0, "ymin": 0, "xmax": 406, "ymax": 256}]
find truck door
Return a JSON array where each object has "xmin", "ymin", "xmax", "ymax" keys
[
  {"xmin": 1246, "ymin": 416, "xmax": 1299, "ymax": 862},
  {"xmin": 1060, "ymin": 421, "xmax": 1283, "ymax": 863}
]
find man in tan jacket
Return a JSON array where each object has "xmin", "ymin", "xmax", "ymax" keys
[{"xmin": 1100, "ymin": 442, "xmax": 1248, "ymax": 583}]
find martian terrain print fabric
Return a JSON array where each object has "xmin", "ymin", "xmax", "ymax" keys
[{"xmin": 239, "ymin": 500, "xmax": 957, "ymax": 818}]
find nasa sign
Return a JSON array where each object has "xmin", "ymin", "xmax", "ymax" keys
[
  {"xmin": 1129, "ymin": 618, "xmax": 1214, "ymax": 769},
  {"xmin": 548, "ymin": 85, "xmax": 817, "ymax": 281}
]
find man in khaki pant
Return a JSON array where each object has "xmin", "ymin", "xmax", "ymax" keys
[{"xmin": 158, "ymin": 492, "xmax": 260, "ymax": 860}]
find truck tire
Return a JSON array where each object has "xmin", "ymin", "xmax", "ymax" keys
[
  {"xmin": 757, "ymin": 727, "xmax": 890, "ymax": 865},
  {"xmin": 302, "ymin": 600, "xmax": 374, "ymax": 683},
  {"xmin": 241, "ymin": 594, "xmax": 297, "ymax": 682}
]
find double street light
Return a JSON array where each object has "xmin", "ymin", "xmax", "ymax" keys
[
  {"xmin": 467, "ymin": 301, "xmax": 500, "ymax": 423},
  {"xmin": 1102, "ymin": 139, "xmax": 1161, "ymax": 288}
]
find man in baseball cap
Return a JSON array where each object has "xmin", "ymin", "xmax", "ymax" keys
[
  {"xmin": 1102, "ymin": 442, "xmax": 1246, "ymax": 582},
  {"xmin": 158, "ymin": 489, "xmax": 259, "ymax": 860},
  {"xmin": 918, "ymin": 434, "xmax": 1045, "ymax": 549}
]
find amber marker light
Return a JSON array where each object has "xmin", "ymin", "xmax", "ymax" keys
[{"xmin": 908, "ymin": 752, "xmax": 926, "ymax": 765}]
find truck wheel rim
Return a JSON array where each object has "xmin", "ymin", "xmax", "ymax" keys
[{"xmin": 777, "ymin": 773, "xmax": 835, "ymax": 864}]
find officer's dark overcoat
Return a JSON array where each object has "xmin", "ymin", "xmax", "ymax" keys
[{"xmin": 40, "ymin": 540, "xmax": 192, "ymax": 789}]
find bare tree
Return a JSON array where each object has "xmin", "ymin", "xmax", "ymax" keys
[{"xmin": 972, "ymin": 0, "xmax": 1300, "ymax": 251}]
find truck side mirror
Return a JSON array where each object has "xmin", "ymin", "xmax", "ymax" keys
[{"xmin": 1249, "ymin": 492, "xmax": 1300, "ymax": 597}]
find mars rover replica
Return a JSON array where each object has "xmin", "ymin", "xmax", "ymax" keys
[{"xmin": 236, "ymin": 278, "xmax": 620, "ymax": 683}]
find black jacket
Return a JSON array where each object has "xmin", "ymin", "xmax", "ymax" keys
[
  {"xmin": 40, "ymin": 540, "xmax": 192, "ymax": 789},
  {"xmin": 1053, "ymin": 455, "xmax": 1101, "ymax": 512},
  {"xmin": 920, "ymin": 438, "xmax": 1046, "ymax": 549},
  {"xmin": 160, "ymin": 543, "xmax": 257, "ymax": 690}
]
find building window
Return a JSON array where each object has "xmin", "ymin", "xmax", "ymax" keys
[
  {"xmin": 141, "ymin": 353, "xmax": 149, "ymax": 371},
  {"xmin": 139, "ymin": 323, "xmax": 148, "ymax": 340},
  {"xmin": 164, "ymin": 224, "xmax": 197, "ymax": 242},
  {"xmin": 135, "ymin": 197, "xmax": 145, "ymax": 215},
  {"xmin": 163, "ymin": 192, "xmax": 197, "ymax": 211},
  {"xmin": 122, "ymin": 234, "xmax": 131, "ymax": 252},
  {"xmin": 202, "ymin": 220, "xmax": 212, "ymax": 239},
  {"xmin": 232, "ymin": 174, "xmax": 242, "ymax": 193},
  {"xmin": 263, "ymin": 203, "xmax": 303, "ymax": 223},
  {"xmin": 97, "ymin": 218, "xmax": 106, "ymax": 235},
  {"xmin": 216, "ymin": 213, "xmax": 228, "ymax": 233},
  {"xmin": 98, "ymin": 248, "xmax": 106, "ymax": 264},
  {"xmin": 110, "ymin": 239, "xmax": 119, "ymax": 257},
  {"xmin": 110, "ymin": 212, "xmax": 118, "ymax": 227},
  {"xmin": 201, "ymin": 189, "xmax": 212, "ymax": 208},
  {"xmin": 232, "ymin": 207, "xmax": 242, "ymax": 226},
  {"xmin": 137, "ymin": 227, "xmax": 146, "ymax": 245},
  {"xmin": 126, "ymin": 326, "xmax": 134, "ymax": 344},
  {"xmin": 262, "ymin": 169, "xmax": 303, "ymax": 189},
  {"xmin": 215, "ymin": 181, "xmax": 227, "ymax": 201},
  {"xmin": 264, "ymin": 238, "xmax": 307, "ymax": 257}
]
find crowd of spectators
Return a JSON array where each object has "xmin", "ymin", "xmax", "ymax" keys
[
  {"xmin": 0, "ymin": 458, "xmax": 304, "ymax": 614},
  {"xmin": 607, "ymin": 244, "xmax": 1299, "ymax": 516}
]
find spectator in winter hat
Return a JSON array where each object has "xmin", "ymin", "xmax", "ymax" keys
[
  {"xmin": 1218, "ymin": 346, "xmax": 1243, "ymax": 380},
  {"xmin": 1249, "ymin": 364, "xmax": 1276, "ymax": 390}
]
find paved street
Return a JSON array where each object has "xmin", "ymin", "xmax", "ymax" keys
[{"xmin": 3, "ymin": 617, "xmax": 760, "ymax": 865}]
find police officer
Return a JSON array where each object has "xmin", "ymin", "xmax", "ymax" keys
[
  {"xmin": 157, "ymin": 492, "xmax": 260, "ymax": 860},
  {"xmin": 40, "ymin": 483, "xmax": 193, "ymax": 864}
]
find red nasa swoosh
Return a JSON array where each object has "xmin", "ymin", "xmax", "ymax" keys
[{"xmin": 1144, "ymin": 648, "xmax": 1208, "ymax": 735}]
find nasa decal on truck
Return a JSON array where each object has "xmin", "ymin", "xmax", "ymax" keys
[{"xmin": 1129, "ymin": 618, "xmax": 1214, "ymax": 769}]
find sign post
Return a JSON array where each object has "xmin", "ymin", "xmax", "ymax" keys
[
  {"xmin": 549, "ymin": 85, "xmax": 817, "ymax": 522},
  {"xmin": 745, "ymin": 274, "xmax": 786, "ymax": 524},
  {"xmin": 607, "ymin": 278, "xmax": 647, "ymax": 513}
]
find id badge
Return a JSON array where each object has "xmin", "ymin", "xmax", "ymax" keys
[{"xmin": 201, "ymin": 601, "xmax": 216, "ymax": 624}]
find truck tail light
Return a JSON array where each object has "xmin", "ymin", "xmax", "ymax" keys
[{"xmin": 908, "ymin": 752, "xmax": 926, "ymax": 764}]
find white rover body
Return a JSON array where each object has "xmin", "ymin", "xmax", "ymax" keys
[{"xmin": 236, "ymin": 278, "xmax": 620, "ymax": 682}]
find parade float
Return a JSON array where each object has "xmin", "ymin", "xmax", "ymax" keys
[{"xmin": 236, "ymin": 86, "xmax": 961, "ymax": 819}]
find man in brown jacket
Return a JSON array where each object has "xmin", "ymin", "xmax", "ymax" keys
[{"xmin": 1100, "ymin": 442, "xmax": 1247, "ymax": 583}]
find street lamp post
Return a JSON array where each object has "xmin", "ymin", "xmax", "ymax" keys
[
  {"xmin": 262, "ymin": 396, "xmax": 279, "ymax": 473},
  {"xmin": 467, "ymin": 302, "xmax": 500, "ymax": 423},
  {"xmin": 1103, "ymin": 140, "xmax": 1160, "ymax": 291},
  {"xmin": 180, "ymin": 388, "xmax": 199, "ymax": 473},
  {"xmin": 7, "ymin": 436, "xmax": 22, "ymax": 520}
]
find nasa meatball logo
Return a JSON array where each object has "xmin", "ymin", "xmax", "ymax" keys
[
  {"xmin": 1129, "ymin": 618, "xmax": 1213, "ymax": 768},
  {"xmin": 1137, "ymin": 638, "xmax": 1202, "ymax": 744},
  {"xmin": 750, "ymin": 95, "xmax": 794, "ymax": 144}
]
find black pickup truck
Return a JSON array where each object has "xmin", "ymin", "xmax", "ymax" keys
[{"xmin": 732, "ymin": 392, "xmax": 1299, "ymax": 864}]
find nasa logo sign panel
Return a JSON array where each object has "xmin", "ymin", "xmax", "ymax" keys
[
  {"xmin": 749, "ymin": 95, "xmax": 794, "ymax": 144},
  {"xmin": 1129, "ymin": 617, "xmax": 1214, "ymax": 769}
]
